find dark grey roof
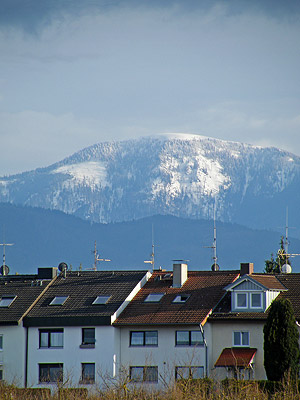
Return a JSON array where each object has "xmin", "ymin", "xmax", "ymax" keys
[
  {"xmin": 0, "ymin": 275, "xmax": 53, "ymax": 325},
  {"xmin": 24, "ymin": 270, "xmax": 148, "ymax": 327}
]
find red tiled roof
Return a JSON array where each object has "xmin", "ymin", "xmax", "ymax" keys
[
  {"xmin": 215, "ymin": 348, "xmax": 257, "ymax": 367},
  {"xmin": 249, "ymin": 274, "xmax": 287, "ymax": 290},
  {"xmin": 114, "ymin": 270, "xmax": 239, "ymax": 326}
]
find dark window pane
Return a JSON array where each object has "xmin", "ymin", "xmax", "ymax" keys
[
  {"xmin": 176, "ymin": 331, "xmax": 189, "ymax": 345},
  {"xmin": 82, "ymin": 328, "xmax": 95, "ymax": 344},
  {"xmin": 130, "ymin": 332, "xmax": 144, "ymax": 346},
  {"xmin": 145, "ymin": 331, "xmax": 158, "ymax": 346}
]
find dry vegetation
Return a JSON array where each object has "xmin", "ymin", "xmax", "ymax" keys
[{"xmin": 1, "ymin": 378, "xmax": 300, "ymax": 400}]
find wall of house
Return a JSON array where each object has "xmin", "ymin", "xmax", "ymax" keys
[
  {"xmin": 0, "ymin": 324, "xmax": 26, "ymax": 386},
  {"xmin": 118, "ymin": 325, "xmax": 207, "ymax": 387},
  {"xmin": 209, "ymin": 320, "xmax": 266, "ymax": 380},
  {"xmin": 27, "ymin": 325, "xmax": 117, "ymax": 388}
]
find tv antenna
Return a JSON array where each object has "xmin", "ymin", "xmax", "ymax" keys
[
  {"xmin": 277, "ymin": 207, "xmax": 300, "ymax": 272},
  {"xmin": 0, "ymin": 240, "xmax": 14, "ymax": 276},
  {"xmin": 144, "ymin": 224, "xmax": 155, "ymax": 271},
  {"xmin": 204, "ymin": 204, "xmax": 219, "ymax": 271},
  {"xmin": 93, "ymin": 241, "xmax": 111, "ymax": 271}
]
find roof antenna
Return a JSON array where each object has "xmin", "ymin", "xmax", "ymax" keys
[
  {"xmin": 279, "ymin": 207, "xmax": 300, "ymax": 273},
  {"xmin": 0, "ymin": 230, "xmax": 14, "ymax": 276},
  {"xmin": 144, "ymin": 223, "xmax": 155, "ymax": 271},
  {"xmin": 93, "ymin": 241, "xmax": 111, "ymax": 271},
  {"xmin": 204, "ymin": 202, "xmax": 219, "ymax": 271}
]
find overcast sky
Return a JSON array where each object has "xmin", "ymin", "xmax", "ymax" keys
[{"xmin": 0, "ymin": 0, "xmax": 300, "ymax": 175}]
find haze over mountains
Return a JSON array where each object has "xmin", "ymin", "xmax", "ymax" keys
[
  {"xmin": 0, "ymin": 134, "xmax": 299, "ymax": 274},
  {"xmin": 1, "ymin": 134, "xmax": 299, "ymax": 235}
]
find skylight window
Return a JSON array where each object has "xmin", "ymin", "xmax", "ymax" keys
[
  {"xmin": 144, "ymin": 293, "xmax": 164, "ymax": 303},
  {"xmin": 92, "ymin": 295, "xmax": 111, "ymax": 305},
  {"xmin": 0, "ymin": 295, "xmax": 16, "ymax": 307},
  {"xmin": 173, "ymin": 294, "xmax": 190, "ymax": 303},
  {"xmin": 49, "ymin": 296, "xmax": 69, "ymax": 306}
]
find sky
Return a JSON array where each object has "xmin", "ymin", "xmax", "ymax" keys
[{"xmin": 0, "ymin": 0, "xmax": 300, "ymax": 176}]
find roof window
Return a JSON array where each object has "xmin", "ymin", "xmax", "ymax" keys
[
  {"xmin": 49, "ymin": 296, "xmax": 69, "ymax": 306},
  {"xmin": 92, "ymin": 295, "xmax": 111, "ymax": 305},
  {"xmin": 173, "ymin": 294, "xmax": 190, "ymax": 303},
  {"xmin": 144, "ymin": 293, "xmax": 164, "ymax": 303},
  {"xmin": 0, "ymin": 295, "xmax": 16, "ymax": 307}
]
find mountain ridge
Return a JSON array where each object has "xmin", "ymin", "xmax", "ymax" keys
[{"xmin": 1, "ymin": 134, "xmax": 299, "ymax": 233}]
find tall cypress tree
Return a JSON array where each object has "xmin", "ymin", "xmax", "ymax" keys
[{"xmin": 264, "ymin": 298, "xmax": 299, "ymax": 381}]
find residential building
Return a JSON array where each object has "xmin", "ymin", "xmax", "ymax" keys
[
  {"xmin": 114, "ymin": 262, "xmax": 239, "ymax": 387},
  {"xmin": 0, "ymin": 268, "xmax": 56, "ymax": 385},
  {"xmin": 23, "ymin": 269, "xmax": 149, "ymax": 388}
]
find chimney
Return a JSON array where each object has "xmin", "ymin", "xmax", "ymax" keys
[
  {"xmin": 240, "ymin": 263, "xmax": 254, "ymax": 276},
  {"xmin": 173, "ymin": 262, "xmax": 188, "ymax": 288}
]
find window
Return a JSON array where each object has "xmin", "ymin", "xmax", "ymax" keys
[
  {"xmin": 130, "ymin": 366, "xmax": 158, "ymax": 383},
  {"xmin": 144, "ymin": 293, "xmax": 164, "ymax": 302},
  {"xmin": 39, "ymin": 329, "xmax": 63, "ymax": 348},
  {"xmin": 0, "ymin": 295, "xmax": 16, "ymax": 307},
  {"xmin": 81, "ymin": 328, "xmax": 95, "ymax": 346},
  {"xmin": 175, "ymin": 366, "xmax": 204, "ymax": 380},
  {"xmin": 49, "ymin": 296, "xmax": 68, "ymax": 306},
  {"xmin": 251, "ymin": 293, "xmax": 262, "ymax": 308},
  {"xmin": 175, "ymin": 330, "xmax": 203, "ymax": 346},
  {"xmin": 130, "ymin": 331, "xmax": 158, "ymax": 346},
  {"xmin": 233, "ymin": 331, "xmax": 249, "ymax": 347},
  {"xmin": 81, "ymin": 363, "xmax": 95, "ymax": 384},
  {"xmin": 173, "ymin": 294, "xmax": 190, "ymax": 303},
  {"xmin": 39, "ymin": 363, "xmax": 63, "ymax": 383},
  {"xmin": 92, "ymin": 295, "xmax": 110, "ymax": 305},
  {"xmin": 0, "ymin": 335, "xmax": 3, "ymax": 351},
  {"xmin": 236, "ymin": 293, "xmax": 247, "ymax": 308},
  {"xmin": 0, "ymin": 367, "xmax": 3, "ymax": 381}
]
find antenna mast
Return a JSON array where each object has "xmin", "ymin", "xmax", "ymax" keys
[
  {"xmin": 203, "ymin": 203, "xmax": 219, "ymax": 271},
  {"xmin": 93, "ymin": 241, "xmax": 111, "ymax": 271},
  {"xmin": 144, "ymin": 224, "xmax": 155, "ymax": 271},
  {"xmin": 0, "ymin": 241, "xmax": 14, "ymax": 275}
]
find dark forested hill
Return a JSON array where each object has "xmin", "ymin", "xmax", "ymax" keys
[{"xmin": 1, "ymin": 203, "xmax": 299, "ymax": 275}]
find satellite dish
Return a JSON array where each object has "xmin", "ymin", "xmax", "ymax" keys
[
  {"xmin": 58, "ymin": 262, "xmax": 68, "ymax": 272},
  {"xmin": 0, "ymin": 265, "xmax": 10, "ymax": 276},
  {"xmin": 282, "ymin": 264, "xmax": 292, "ymax": 274}
]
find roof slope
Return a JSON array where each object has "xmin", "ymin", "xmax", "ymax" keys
[
  {"xmin": 114, "ymin": 270, "xmax": 239, "ymax": 326},
  {"xmin": 24, "ymin": 270, "xmax": 147, "ymax": 327},
  {"xmin": 0, "ymin": 275, "xmax": 54, "ymax": 325}
]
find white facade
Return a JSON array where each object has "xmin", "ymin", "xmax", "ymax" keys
[
  {"xmin": 27, "ymin": 325, "xmax": 121, "ymax": 389},
  {"xmin": 0, "ymin": 324, "xmax": 26, "ymax": 386},
  {"xmin": 118, "ymin": 324, "xmax": 208, "ymax": 387}
]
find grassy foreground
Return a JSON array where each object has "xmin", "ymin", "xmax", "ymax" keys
[{"xmin": 1, "ymin": 379, "xmax": 300, "ymax": 400}]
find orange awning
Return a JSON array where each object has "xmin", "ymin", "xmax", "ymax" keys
[{"xmin": 215, "ymin": 348, "xmax": 257, "ymax": 368}]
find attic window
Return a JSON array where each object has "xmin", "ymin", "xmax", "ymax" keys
[
  {"xmin": 144, "ymin": 293, "xmax": 164, "ymax": 303},
  {"xmin": 92, "ymin": 295, "xmax": 111, "ymax": 305},
  {"xmin": 173, "ymin": 294, "xmax": 190, "ymax": 303},
  {"xmin": 0, "ymin": 295, "xmax": 16, "ymax": 307},
  {"xmin": 49, "ymin": 296, "xmax": 69, "ymax": 306}
]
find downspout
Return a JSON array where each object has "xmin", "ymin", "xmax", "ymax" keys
[
  {"xmin": 25, "ymin": 326, "xmax": 28, "ymax": 388},
  {"xmin": 199, "ymin": 324, "xmax": 208, "ymax": 377}
]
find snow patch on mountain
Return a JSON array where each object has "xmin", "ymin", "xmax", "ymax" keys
[{"xmin": 52, "ymin": 161, "xmax": 108, "ymax": 190}]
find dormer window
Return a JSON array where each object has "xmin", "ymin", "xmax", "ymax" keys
[
  {"xmin": 49, "ymin": 296, "xmax": 69, "ymax": 306},
  {"xmin": 236, "ymin": 293, "xmax": 247, "ymax": 309},
  {"xmin": 250, "ymin": 293, "xmax": 262, "ymax": 308}
]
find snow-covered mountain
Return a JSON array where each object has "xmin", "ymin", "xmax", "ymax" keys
[{"xmin": 1, "ymin": 134, "xmax": 300, "ymax": 231}]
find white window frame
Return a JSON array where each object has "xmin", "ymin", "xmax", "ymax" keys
[
  {"xmin": 235, "ymin": 292, "xmax": 248, "ymax": 309},
  {"xmin": 250, "ymin": 292, "xmax": 263, "ymax": 309},
  {"xmin": 233, "ymin": 331, "xmax": 250, "ymax": 347}
]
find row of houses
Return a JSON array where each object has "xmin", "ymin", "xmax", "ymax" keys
[{"xmin": 0, "ymin": 261, "xmax": 299, "ymax": 389}]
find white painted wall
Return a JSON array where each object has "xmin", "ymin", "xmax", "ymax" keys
[
  {"xmin": 0, "ymin": 324, "xmax": 26, "ymax": 386},
  {"xmin": 27, "ymin": 325, "xmax": 117, "ymax": 389},
  {"xmin": 118, "ymin": 325, "xmax": 207, "ymax": 387}
]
